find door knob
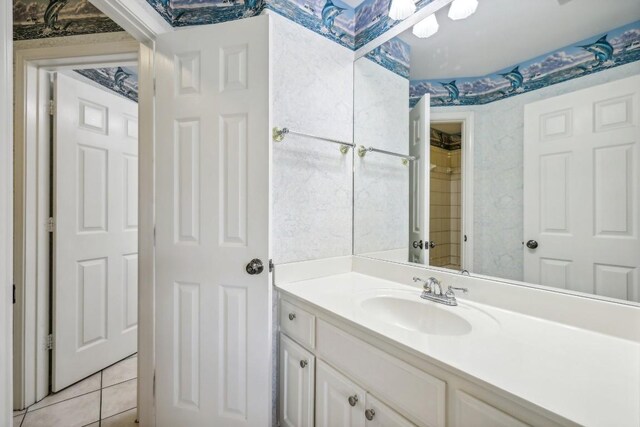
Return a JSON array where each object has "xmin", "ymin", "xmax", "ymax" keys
[
  {"xmin": 412, "ymin": 240, "xmax": 423, "ymax": 249},
  {"xmin": 526, "ymin": 240, "xmax": 539, "ymax": 249},
  {"xmin": 245, "ymin": 259, "xmax": 264, "ymax": 275},
  {"xmin": 429, "ymin": 240, "xmax": 436, "ymax": 249},
  {"xmin": 365, "ymin": 409, "xmax": 376, "ymax": 421}
]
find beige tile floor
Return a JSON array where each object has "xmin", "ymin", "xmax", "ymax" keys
[{"xmin": 13, "ymin": 354, "xmax": 138, "ymax": 427}]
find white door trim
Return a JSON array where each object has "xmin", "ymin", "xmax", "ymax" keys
[
  {"xmin": 0, "ymin": 0, "xmax": 13, "ymax": 424},
  {"xmin": 90, "ymin": 0, "xmax": 173, "ymax": 43},
  {"xmin": 430, "ymin": 111, "xmax": 475, "ymax": 272},
  {"xmin": 12, "ymin": 39, "xmax": 154, "ymax": 424}
]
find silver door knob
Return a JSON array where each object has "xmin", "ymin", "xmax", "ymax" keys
[
  {"xmin": 299, "ymin": 360, "xmax": 308, "ymax": 368},
  {"xmin": 412, "ymin": 240, "xmax": 423, "ymax": 249},
  {"xmin": 429, "ymin": 240, "xmax": 436, "ymax": 248},
  {"xmin": 365, "ymin": 409, "xmax": 375, "ymax": 420},
  {"xmin": 348, "ymin": 395, "xmax": 358, "ymax": 407},
  {"xmin": 246, "ymin": 259, "xmax": 264, "ymax": 275},
  {"xmin": 526, "ymin": 240, "xmax": 538, "ymax": 249}
]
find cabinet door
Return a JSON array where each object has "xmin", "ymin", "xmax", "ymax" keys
[
  {"xmin": 454, "ymin": 391, "xmax": 530, "ymax": 427},
  {"xmin": 316, "ymin": 360, "xmax": 366, "ymax": 427},
  {"xmin": 280, "ymin": 334, "xmax": 315, "ymax": 427},
  {"xmin": 365, "ymin": 394, "xmax": 416, "ymax": 427}
]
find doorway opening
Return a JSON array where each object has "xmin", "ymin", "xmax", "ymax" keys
[
  {"xmin": 429, "ymin": 122, "xmax": 463, "ymax": 270},
  {"xmin": 14, "ymin": 62, "xmax": 140, "ymax": 427}
]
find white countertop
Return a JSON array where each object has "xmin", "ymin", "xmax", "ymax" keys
[{"xmin": 276, "ymin": 272, "xmax": 640, "ymax": 427}]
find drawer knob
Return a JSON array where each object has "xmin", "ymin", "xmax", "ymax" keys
[
  {"xmin": 300, "ymin": 360, "xmax": 308, "ymax": 368},
  {"xmin": 348, "ymin": 394, "xmax": 358, "ymax": 407},
  {"xmin": 365, "ymin": 409, "xmax": 375, "ymax": 421},
  {"xmin": 288, "ymin": 313, "xmax": 296, "ymax": 321}
]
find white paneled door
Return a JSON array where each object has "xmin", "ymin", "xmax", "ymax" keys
[
  {"xmin": 155, "ymin": 16, "xmax": 272, "ymax": 426},
  {"xmin": 53, "ymin": 72, "xmax": 138, "ymax": 391},
  {"xmin": 409, "ymin": 95, "xmax": 430, "ymax": 264},
  {"xmin": 524, "ymin": 75, "xmax": 640, "ymax": 302}
]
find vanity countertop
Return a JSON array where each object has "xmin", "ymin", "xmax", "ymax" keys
[{"xmin": 276, "ymin": 272, "xmax": 640, "ymax": 427}]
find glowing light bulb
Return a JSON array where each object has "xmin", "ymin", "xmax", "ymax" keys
[
  {"xmin": 448, "ymin": 0, "xmax": 478, "ymax": 20},
  {"xmin": 388, "ymin": 0, "xmax": 416, "ymax": 21},
  {"xmin": 412, "ymin": 14, "xmax": 439, "ymax": 38}
]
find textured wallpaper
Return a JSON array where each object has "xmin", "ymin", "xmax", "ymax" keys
[
  {"xmin": 354, "ymin": 57, "xmax": 410, "ymax": 256},
  {"xmin": 411, "ymin": 20, "xmax": 640, "ymax": 107},
  {"xmin": 13, "ymin": 0, "xmax": 122, "ymax": 40},
  {"xmin": 271, "ymin": 14, "xmax": 354, "ymax": 263}
]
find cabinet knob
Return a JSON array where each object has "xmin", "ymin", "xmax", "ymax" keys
[
  {"xmin": 299, "ymin": 360, "xmax": 308, "ymax": 368},
  {"xmin": 365, "ymin": 409, "xmax": 375, "ymax": 421},
  {"xmin": 288, "ymin": 313, "xmax": 296, "ymax": 321},
  {"xmin": 348, "ymin": 394, "xmax": 358, "ymax": 407}
]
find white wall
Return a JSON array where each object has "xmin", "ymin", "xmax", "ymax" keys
[
  {"xmin": 434, "ymin": 62, "xmax": 640, "ymax": 281},
  {"xmin": 353, "ymin": 58, "xmax": 410, "ymax": 255},
  {"xmin": 271, "ymin": 14, "xmax": 354, "ymax": 264}
]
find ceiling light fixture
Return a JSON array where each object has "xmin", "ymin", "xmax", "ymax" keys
[
  {"xmin": 388, "ymin": 0, "xmax": 416, "ymax": 21},
  {"xmin": 448, "ymin": 0, "xmax": 478, "ymax": 20},
  {"xmin": 412, "ymin": 14, "xmax": 439, "ymax": 38}
]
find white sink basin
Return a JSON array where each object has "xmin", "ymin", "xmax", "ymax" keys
[{"xmin": 357, "ymin": 290, "xmax": 499, "ymax": 336}]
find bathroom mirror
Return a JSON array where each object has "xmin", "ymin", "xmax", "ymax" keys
[{"xmin": 353, "ymin": 0, "xmax": 640, "ymax": 304}]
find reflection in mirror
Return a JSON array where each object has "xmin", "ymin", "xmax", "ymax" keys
[{"xmin": 353, "ymin": 0, "xmax": 640, "ymax": 304}]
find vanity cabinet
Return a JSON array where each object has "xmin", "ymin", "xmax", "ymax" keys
[
  {"xmin": 364, "ymin": 394, "xmax": 416, "ymax": 427},
  {"xmin": 278, "ymin": 296, "xmax": 567, "ymax": 427},
  {"xmin": 280, "ymin": 334, "xmax": 315, "ymax": 427},
  {"xmin": 315, "ymin": 360, "xmax": 414, "ymax": 427},
  {"xmin": 316, "ymin": 360, "xmax": 366, "ymax": 427},
  {"xmin": 452, "ymin": 391, "xmax": 529, "ymax": 427}
]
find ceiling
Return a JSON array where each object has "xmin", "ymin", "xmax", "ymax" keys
[
  {"xmin": 400, "ymin": 0, "xmax": 640, "ymax": 80},
  {"xmin": 342, "ymin": 0, "xmax": 366, "ymax": 8}
]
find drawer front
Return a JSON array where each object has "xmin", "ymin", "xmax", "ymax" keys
[
  {"xmin": 316, "ymin": 319, "xmax": 446, "ymax": 427},
  {"xmin": 280, "ymin": 334, "xmax": 315, "ymax": 427},
  {"xmin": 280, "ymin": 299, "xmax": 316, "ymax": 349}
]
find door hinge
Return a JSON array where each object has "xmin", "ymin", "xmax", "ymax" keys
[
  {"xmin": 153, "ymin": 371, "xmax": 156, "ymax": 397},
  {"xmin": 13, "ymin": 284, "xmax": 16, "ymax": 304},
  {"xmin": 45, "ymin": 334, "xmax": 54, "ymax": 351},
  {"xmin": 48, "ymin": 99, "xmax": 55, "ymax": 116},
  {"xmin": 269, "ymin": 259, "xmax": 274, "ymax": 273},
  {"xmin": 47, "ymin": 217, "xmax": 54, "ymax": 233}
]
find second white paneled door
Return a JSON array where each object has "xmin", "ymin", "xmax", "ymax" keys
[
  {"xmin": 154, "ymin": 15, "xmax": 272, "ymax": 427},
  {"xmin": 409, "ymin": 95, "xmax": 430, "ymax": 264},
  {"xmin": 53, "ymin": 72, "xmax": 138, "ymax": 391},
  {"xmin": 524, "ymin": 75, "xmax": 640, "ymax": 301}
]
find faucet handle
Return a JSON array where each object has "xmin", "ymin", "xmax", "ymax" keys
[
  {"xmin": 413, "ymin": 277, "xmax": 432, "ymax": 292},
  {"xmin": 446, "ymin": 286, "xmax": 468, "ymax": 299}
]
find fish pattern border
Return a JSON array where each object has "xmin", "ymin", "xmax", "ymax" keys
[{"xmin": 410, "ymin": 20, "xmax": 640, "ymax": 108}]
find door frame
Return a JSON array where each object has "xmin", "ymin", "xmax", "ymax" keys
[
  {"xmin": 1, "ymin": 0, "xmax": 14, "ymax": 425},
  {"xmin": 12, "ymin": 38, "xmax": 155, "ymax": 423},
  {"xmin": 430, "ymin": 111, "xmax": 475, "ymax": 272}
]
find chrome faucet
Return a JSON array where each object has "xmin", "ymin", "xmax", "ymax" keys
[{"xmin": 413, "ymin": 277, "xmax": 468, "ymax": 306}]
